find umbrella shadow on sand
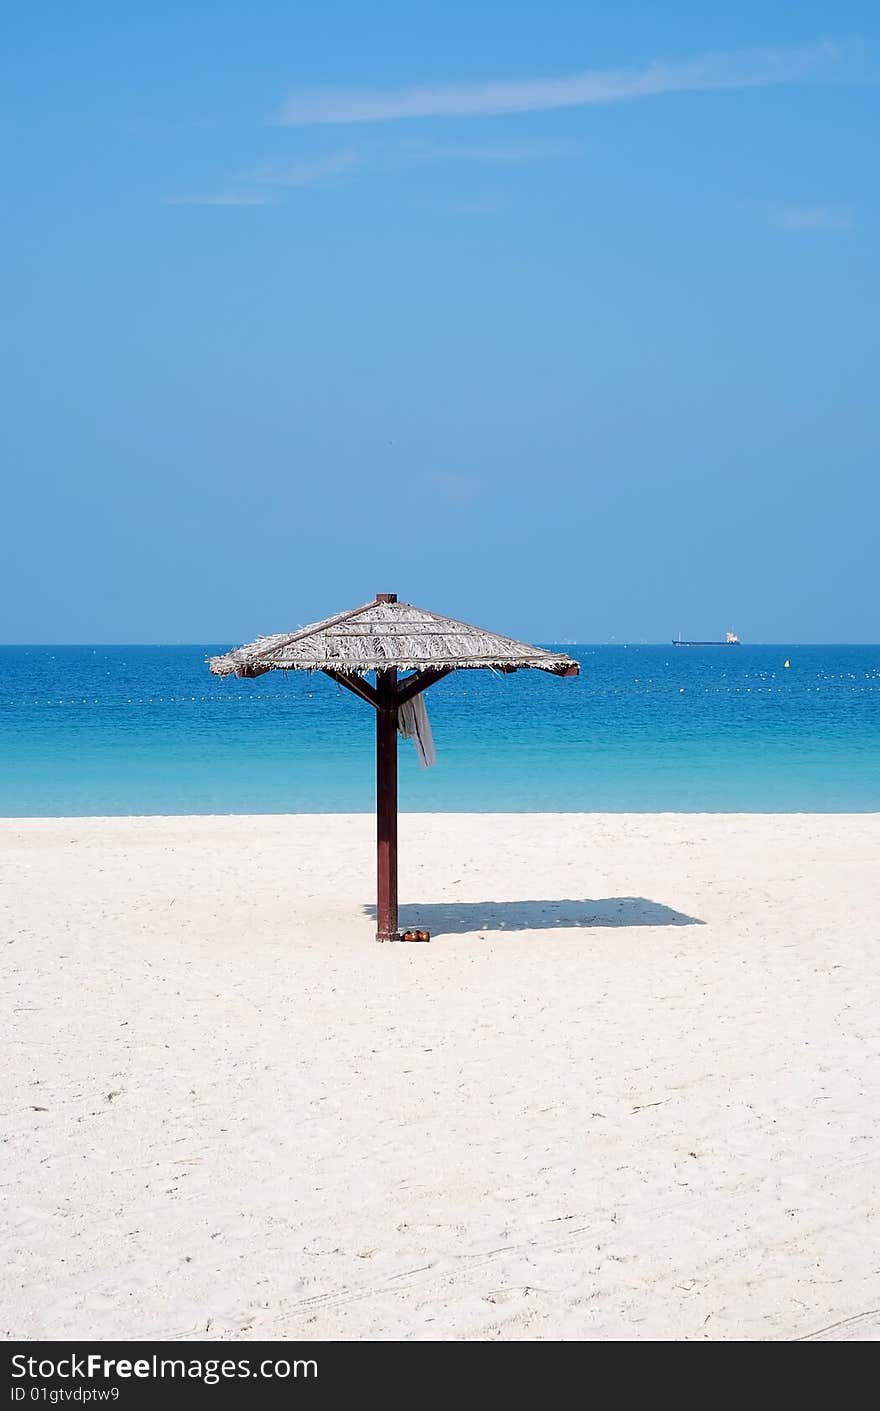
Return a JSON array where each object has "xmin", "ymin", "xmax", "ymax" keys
[{"xmin": 365, "ymin": 898, "xmax": 705, "ymax": 937}]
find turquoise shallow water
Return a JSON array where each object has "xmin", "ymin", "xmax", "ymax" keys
[{"xmin": 1, "ymin": 644, "xmax": 878, "ymax": 815}]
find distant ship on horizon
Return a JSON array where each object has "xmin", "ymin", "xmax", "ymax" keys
[{"xmin": 673, "ymin": 630, "xmax": 741, "ymax": 647}]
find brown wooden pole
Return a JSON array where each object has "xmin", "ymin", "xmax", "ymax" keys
[
  {"xmin": 375, "ymin": 595, "xmax": 400, "ymax": 942},
  {"xmin": 375, "ymin": 665, "xmax": 398, "ymax": 941}
]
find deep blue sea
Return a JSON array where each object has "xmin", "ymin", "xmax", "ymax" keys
[{"xmin": 1, "ymin": 645, "xmax": 878, "ymax": 815}]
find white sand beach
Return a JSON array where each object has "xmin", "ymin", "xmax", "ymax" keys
[{"xmin": 2, "ymin": 812, "xmax": 879, "ymax": 1342}]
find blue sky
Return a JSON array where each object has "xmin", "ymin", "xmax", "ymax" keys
[{"xmin": 2, "ymin": 2, "xmax": 878, "ymax": 643}]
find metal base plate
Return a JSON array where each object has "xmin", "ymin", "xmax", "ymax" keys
[{"xmin": 376, "ymin": 930, "xmax": 431, "ymax": 943}]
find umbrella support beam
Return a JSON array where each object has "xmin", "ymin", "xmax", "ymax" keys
[{"xmin": 375, "ymin": 668, "xmax": 399, "ymax": 941}]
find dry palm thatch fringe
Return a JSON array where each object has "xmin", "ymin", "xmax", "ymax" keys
[{"xmin": 208, "ymin": 598, "xmax": 578, "ymax": 679}]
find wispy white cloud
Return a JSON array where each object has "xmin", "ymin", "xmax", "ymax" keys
[
  {"xmin": 166, "ymin": 154, "xmax": 355, "ymax": 206},
  {"xmin": 164, "ymin": 191, "xmax": 275, "ymax": 206},
  {"xmin": 198, "ymin": 140, "xmax": 572, "ymax": 207},
  {"xmin": 277, "ymin": 40, "xmax": 844, "ymax": 126},
  {"xmin": 246, "ymin": 151, "xmax": 356, "ymax": 187},
  {"xmin": 770, "ymin": 203, "xmax": 854, "ymax": 231}
]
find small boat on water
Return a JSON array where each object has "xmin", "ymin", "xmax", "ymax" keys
[{"xmin": 673, "ymin": 631, "xmax": 741, "ymax": 647}]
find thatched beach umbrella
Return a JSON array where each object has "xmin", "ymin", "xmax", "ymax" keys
[{"xmin": 209, "ymin": 594, "xmax": 578, "ymax": 941}]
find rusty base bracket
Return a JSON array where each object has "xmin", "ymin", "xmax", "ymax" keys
[{"xmin": 376, "ymin": 930, "xmax": 431, "ymax": 943}]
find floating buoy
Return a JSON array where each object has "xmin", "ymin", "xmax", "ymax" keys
[
  {"xmin": 679, "ymin": 687, "xmax": 685, "ymax": 693},
  {"xmin": 784, "ymin": 660, "xmax": 790, "ymax": 668}
]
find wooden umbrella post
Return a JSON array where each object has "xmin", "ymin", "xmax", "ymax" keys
[
  {"xmin": 375, "ymin": 596, "xmax": 399, "ymax": 941},
  {"xmin": 375, "ymin": 680, "xmax": 398, "ymax": 941}
]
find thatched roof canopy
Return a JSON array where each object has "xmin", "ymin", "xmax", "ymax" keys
[{"xmin": 209, "ymin": 596, "xmax": 578, "ymax": 679}]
